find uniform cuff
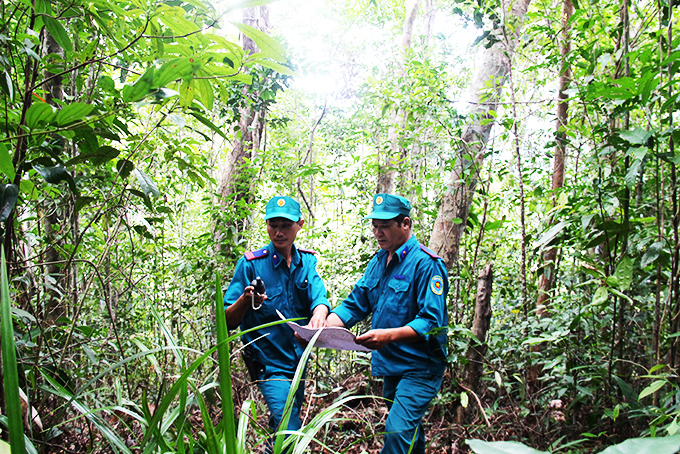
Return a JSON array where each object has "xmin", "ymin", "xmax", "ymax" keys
[
  {"xmin": 407, "ymin": 319, "xmax": 432, "ymax": 337},
  {"xmin": 330, "ymin": 306, "xmax": 355, "ymax": 328},
  {"xmin": 311, "ymin": 299, "xmax": 331, "ymax": 312}
]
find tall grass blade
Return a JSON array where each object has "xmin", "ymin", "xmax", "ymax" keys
[
  {"xmin": 195, "ymin": 383, "xmax": 221, "ymax": 454},
  {"xmin": 237, "ymin": 400, "xmax": 256, "ymax": 454},
  {"xmin": 41, "ymin": 371, "xmax": 133, "ymax": 454},
  {"xmin": 273, "ymin": 328, "xmax": 323, "ymax": 454},
  {"xmin": 0, "ymin": 415, "xmax": 38, "ymax": 454},
  {"xmin": 215, "ymin": 274, "xmax": 237, "ymax": 454},
  {"xmin": 0, "ymin": 245, "xmax": 26, "ymax": 454},
  {"xmin": 150, "ymin": 304, "xmax": 185, "ymax": 367}
]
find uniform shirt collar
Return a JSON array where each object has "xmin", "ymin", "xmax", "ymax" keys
[
  {"xmin": 268, "ymin": 242, "xmax": 300, "ymax": 268},
  {"xmin": 394, "ymin": 235, "xmax": 418, "ymax": 262},
  {"xmin": 378, "ymin": 234, "xmax": 418, "ymax": 263}
]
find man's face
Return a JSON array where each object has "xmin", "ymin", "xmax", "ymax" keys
[
  {"xmin": 266, "ymin": 217, "xmax": 304, "ymax": 251},
  {"xmin": 371, "ymin": 218, "xmax": 411, "ymax": 254}
]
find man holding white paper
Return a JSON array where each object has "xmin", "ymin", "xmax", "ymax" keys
[{"xmin": 326, "ymin": 193, "xmax": 449, "ymax": 454}]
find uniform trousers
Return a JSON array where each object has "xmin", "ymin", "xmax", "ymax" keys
[{"xmin": 381, "ymin": 373, "xmax": 443, "ymax": 454}]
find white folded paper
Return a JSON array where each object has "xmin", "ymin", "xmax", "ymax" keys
[{"xmin": 277, "ymin": 310, "xmax": 372, "ymax": 352}]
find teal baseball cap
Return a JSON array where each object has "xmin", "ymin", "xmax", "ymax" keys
[
  {"xmin": 364, "ymin": 194, "xmax": 411, "ymax": 220},
  {"xmin": 264, "ymin": 196, "xmax": 301, "ymax": 222}
]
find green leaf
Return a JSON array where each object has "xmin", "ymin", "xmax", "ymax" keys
[
  {"xmin": 98, "ymin": 75, "xmax": 117, "ymax": 95},
  {"xmin": 122, "ymin": 67, "xmax": 154, "ymax": 103},
  {"xmin": 466, "ymin": 440, "xmax": 549, "ymax": 454},
  {"xmin": 133, "ymin": 168, "xmax": 159, "ymax": 199},
  {"xmin": 67, "ymin": 145, "xmax": 121, "ymax": 166},
  {"xmin": 25, "ymin": 101, "xmax": 55, "ymax": 130},
  {"xmin": 195, "ymin": 78, "xmax": 214, "ymax": 111},
  {"xmin": 188, "ymin": 111, "xmax": 227, "ymax": 140},
  {"xmin": 460, "ymin": 391, "xmax": 469, "ymax": 408},
  {"xmin": 42, "ymin": 16, "xmax": 73, "ymax": 52},
  {"xmin": 620, "ymin": 127, "xmax": 651, "ymax": 145},
  {"xmin": 215, "ymin": 275, "xmax": 237, "ymax": 454},
  {"xmin": 33, "ymin": 163, "xmax": 77, "ymax": 193},
  {"xmin": 231, "ymin": 21, "xmax": 286, "ymax": 63},
  {"xmin": 179, "ymin": 79, "xmax": 195, "ymax": 108},
  {"xmin": 600, "ymin": 436, "xmax": 680, "ymax": 454},
  {"xmin": 74, "ymin": 196, "xmax": 95, "ymax": 213},
  {"xmin": 0, "ymin": 144, "xmax": 15, "ymax": 181},
  {"xmin": 0, "ymin": 245, "xmax": 26, "ymax": 454},
  {"xmin": 638, "ymin": 380, "xmax": 667, "ymax": 400},
  {"xmin": 153, "ymin": 58, "xmax": 194, "ymax": 88},
  {"xmin": 641, "ymin": 242, "xmax": 664, "ymax": 268},
  {"xmin": 249, "ymin": 58, "xmax": 297, "ymax": 76},
  {"xmin": 116, "ymin": 159, "xmax": 134, "ymax": 179},
  {"xmin": 592, "ymin": 287, "xmax": 608, "ymax": 306},
  {"xmin": 625, "ymin": 158, "xmax": 642, "ymax": 188},
  {"xmin": 615, "ymin": 256, "xmax": 633, "ymax": 291},
  {"xmin": 0, "ymin": 71, "xmax": 13, "ymax": 102},
  {"xmin": 0, "ymin": 184, "xmax": 18, "ymax": 223},
  {"xmin": 534, "ymin": 221, "xmax": 570, "ymax": 249},
  {"xmin": 55, "ymin": 102, "xmax": 94, "ymax": 126}
]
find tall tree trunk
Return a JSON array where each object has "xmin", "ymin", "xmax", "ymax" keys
[
  {"xmin": 428, "ymin": 0, "xmax": 533, "ymax": 269},
  {"xmin": 376, "ymin": 0, "xmax": 421, "ymax": 194},
  {"xmin": 536, "ymin": 0, "xmax": 573, "ymax": 316},
  {"xmin": 214, "ymin": 6, "xmax": 269, "ymax": 252},
  {"xmin": 41, "ymin": 29, "xmax": 68, "ymax": 323}
]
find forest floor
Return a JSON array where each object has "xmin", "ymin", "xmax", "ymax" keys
[{"xmin": 36, "ymin": 360, "xmax": 628, "ymax": 453}]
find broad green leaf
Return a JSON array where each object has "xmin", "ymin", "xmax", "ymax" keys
[
  {"xmin": 43, "ymin": 16, "xmax": 73, "ymax": 52},
  {"xmin": 534, "ymin": 221, "xmax": 569, "ymax": 249},
  {"xmin": 98, "ymin": 75, "xmax": 117, "ymax": 95},
  {"xmin": 600, "ymin": 435, "xmax": 680, "ymax": 454},
  {"xmin": 66, "ymin": 145, "xmax": 120, "ymax": 166},
  {"xmin": 0, "ymin": 439, "xmax": 10, "ymax": 454},
  {"xmin": 25, "ymin": 101, "xmax": 55, "ymax": 129},
  {"xmin": 638, "ymin": 380, "xmax": 666, "ymax": 400},
  {"xmin": 74, "ymin": 196, "xmax": 95, "ymax": 213},
  {"xmin": 620, "ymin": 127, "xmax": 651, "ymax": 145},
  {"xmin": 592, "ymin": 287, "xmax": 608, "ymax": 306},
  {"xmin": 460, "ymin": 391, "xmax": 469, "ymax": 408},
  {"xmin": 153, "ymin": 58, "xmax": 194, "ymax": 88},
  {"xmin": 231, "ymin": 21, "xmax": 286, "ymax": 63},
  {"xmin": 122, "ymin": 67, "xmax": 154, "ymax": 103},
  {"xmin": 179, "ymin": 79, "xmax": 195, "ymax": 108},
  {"xmin": 625, "ymin": 158, "xmax": 642, "ymax": 188},
  {"xmin": 641, "ymin": 242, "xmax": 664, "ymax": 268},
  {"xmin": 0, "ymin": 144, "xmax": 15, "ymax": 180},
  {"xmin": 214, "ymin": 276, "xmax": 237, "ymax": 454},
  {"xmin": 55, "ymin": 102, "xmax": 94, "ymax": 126},
  {"xmin": 615, "ymin": 256, "xmax": 633, "ymax": 291},
  {"xmin": 33, "ymin": 163, "xmax": 77, "ymax": 193},
  {"xmin": 133, "ymin": 168, "xmax": 159, "ymax": 199},
  {"xmin": 116, "ymin": 159, "xmax": 134, "ymax": 179},
  {"xmin": 195, "ymin": 78, "xmax": 214, "ymax": 111},
  {"xmin": 249, "ymin": 58, "xmax": 297, "ymax": 76},
  {"xmin": 466, "ymin": 440, "xmax": 548, "ymax": 454}
]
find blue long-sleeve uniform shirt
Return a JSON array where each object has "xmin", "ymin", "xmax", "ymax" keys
[
  {"xmin": 223, "ymin": 242, "xmax": 330, "ymax": 375},
  {"xmin": 332, "ymin": 235, "xmax": 448, "ymax": 377}
]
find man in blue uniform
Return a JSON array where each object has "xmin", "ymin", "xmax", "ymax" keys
[
  {"xmin": 223, "ymin": 196, "xmax": 329, "ymax": 438},
  {"xmin": 326, "ymin": 194, "xmax": 448, "ymax": 454}
]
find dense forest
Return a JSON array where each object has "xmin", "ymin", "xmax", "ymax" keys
[{"xmin": 2, "ymin": 0, "xmax": 680, "ymax": 452}]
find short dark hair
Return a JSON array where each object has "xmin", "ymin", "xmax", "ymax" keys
[{"xmin": 394, "ymin": 214, "xmax": 410, "ymax": 226}]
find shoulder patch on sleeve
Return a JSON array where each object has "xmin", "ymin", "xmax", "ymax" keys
[
  {"xmin": 298, "ymin": 247, "xmax": 318, "ymax": 255},
  {"xmin": 244, "ymin": 248, "xmax": 269, "ymax": 261},
  {"xmin": 420, "ymin": 244, "xmax": 441, "ymax": 259}
]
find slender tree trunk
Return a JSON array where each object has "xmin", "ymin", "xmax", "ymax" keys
[
  {"xmin": 456, "ymin": 263, "xmax": 493, "ymax": 424},
  {"xmin": 214, "ymin": 6, "xmax": 269, "ymax": 251},
  {"xmin": 536, "ymin": 0, "xmax": 573, "ymax": 316},
  {"xmin": 376, "ymin": 0, "xmax": 421, "ymax": 194},
  {"xmin": 41, "ymin": 29, "xmax": 67, "ymax": 322},
  {"xmin": 428, "ymin": 0, "xmax": 532, "ymax": 269}
]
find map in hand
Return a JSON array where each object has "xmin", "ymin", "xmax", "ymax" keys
[{"xmin": 277, "ymin": 310, "xmax": 372, "ymax": 352}]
